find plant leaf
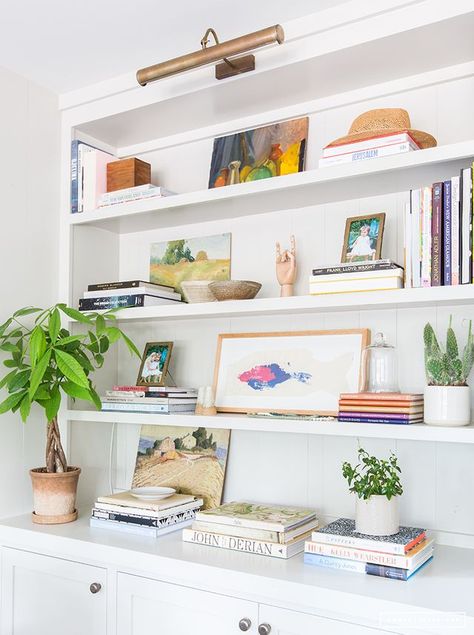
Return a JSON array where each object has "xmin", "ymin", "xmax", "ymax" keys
[
  {"xmin": 54, "ymin": 349, "xmax": 89, "ymax": 388},
  {"xmin": 19, "ymin": 394, "xmax": 31, "ymax": 422},
  {"xmin": 0, "ymin": 369, "xmax": 17, "ymax": 390},
  {"xmin": 95, "ymin": 314, "xmax": 106, "ymax": 336},
  {"xmin": 7, "ymin": 369, "xmax": 30, "ymax": 392},
  {"xmin": 88, "ymin": 385, "xmax": 102, "ymax": 410},
  {"xmin": 60, "ymin": 381, "xmax": 94, "ymax": 402},
  {"xmin": 58, "ymin": 305, "xmax": 92, "ymax": 324},
  {"xmin": 45, "ymin": 386, "xmax": 61, "ymax": 422},
  {"xmin": 106, "ymin": 327, "xmax": 121, "ymax": 343},
  {"xmin": 29, "ymin": 350, "xmax": 52, "ymax": 399},
  {"xmin": 48, "ymin": 309, "xmax": 61, "ymax": 343},
  {"xmin": 0, "ymin": 342, "xmax": 20, "ymax": 353},
  {"xmin": 120, "ymin": 331, "xmax": 140, "ymax": 357},
  {"xmin": 0, "ymin": 391, "xmax": 26, "ymax": 414},
  {"xmin": 13, "ymin": 307, "xmax": 41, "ymax": 317},
  {"xmin": 29, "ymin": 326, "xmax": 47, "ymax": 367},
  {"xmin": 56, "ymin": 334, "xmax": 86, "ymax": 346}
]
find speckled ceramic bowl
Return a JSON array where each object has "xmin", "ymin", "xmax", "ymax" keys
[
  {"xmin": 209, "ymin": 280, "xmax": 262, "ymax": 301},
  {"xmin": 181, "ymin": 280, "xmax": 216, "ymax": 303}
]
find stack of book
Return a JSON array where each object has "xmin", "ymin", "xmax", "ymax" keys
[
  {"xmin": 309, "ymin": 260, "xmax": 404, "ymax": 295},
  {"xmin": 90, "ymin": 490, "xmax": 203, "ymax": 537},
  {"xmin": 182, "ymin": 501, "xmax": 318, "ymax": 559},
  {"xmin": 78, "ymin": 279, "xmax": 182, "ymax": 311},
  {"xmin": 405, "ymin": 164, "xmax": 473, "ymax": 287},
  {"xmin": 305, "ymin": 518, "xmax": 433, "ymax": 580},
  {"xmin": 338, "ymin": 392, "xmax": 424, "ymax": 425},
  {"xmin": 98, "ymin": 184, "xmax": 175, "ymax": 207},
  {"xmin": 101, "ymin": 385, "xmax": 198, "ymax": 414},
  {"xmin": 319, "ymin": 132, "xmax": 420, "ymax": 168},
  {"xmin": 71, "ymin": 140, "xmax": 116, "ymax": 213}
]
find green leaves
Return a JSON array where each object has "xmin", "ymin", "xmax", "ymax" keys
[
  {"xmin": 425, "ymin": 318, "xmax": 474, "ymax": 386},
  {"xmin": 0, "ymin": 391, "xmax": 26, "ymax": 415},
  {"xmin": 342, "ymin": 447, "xmax": 403, "ymax": 501},
  {"xmin": 54, "ymin": 349, "xmax": 89, "ymax": 389},
  {"xmin": 29, "ymin": 350, "xmax": 52, "ymax": 399},
  {"xmin": 57, "ymin": 304, "xmax": 92, "ymax": 324},
  {"xmin": 48, "ymin": 309, "xmax": 61, "ymax": 344},
  {"xmin": 29, "ymin": 326, "xmax": 47, "ymax": 366}
]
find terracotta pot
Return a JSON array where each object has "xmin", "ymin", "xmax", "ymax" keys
[{"xmin": 30, "ymin": 466, "xmax": 81, "ymax": 524}]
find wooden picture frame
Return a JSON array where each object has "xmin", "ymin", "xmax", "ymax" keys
[
  {"xmin": 136, "ymin": 341, "xmax": 173, "ymax": 387},
  {"xmin": 213, "ymin": 329, "xmax": 370, "ymax": 415},
  {"xmin": 341, "ymin": 213, "xmax": 386, "ymax": 263}
]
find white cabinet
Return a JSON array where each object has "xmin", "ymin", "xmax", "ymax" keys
[
  {"xmin": 258, "ymin": 604, "xmax": 396, "ymax": 635},
  {"xmin": 117, "ymin": 572, "xmax": 259, "ymax": 634},
  {"xmin": 1, "ymin": 548, "xmax": 107, "ymax": 635}
]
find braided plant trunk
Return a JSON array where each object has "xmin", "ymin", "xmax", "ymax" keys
[{"xmin": 45, "ymin": 416, "xmax": 68, "ymax": 473}]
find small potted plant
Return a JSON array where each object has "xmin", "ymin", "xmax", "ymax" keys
[
  {"xmin": 0, "ymin": 304, "xmax": 139, "ymax": 524},
  {"xmin": 424, "ymin": 318, "xmax": 473, "ymax": 426},
  {"xmin": 342, "ymin": 447, "xmax": 403, "ymax": 536}
]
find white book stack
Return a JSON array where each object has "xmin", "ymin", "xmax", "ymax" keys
[{"xmin": 319, "ymin": 132, "xmax": 419, "ymax": 168}]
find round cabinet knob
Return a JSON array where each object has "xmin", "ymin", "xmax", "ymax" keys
[
  {"xmin": 239, "ymin": 617, "xmax": 252, "ymax": 631},
  {"xmin": 89, "ymin": 582, "xmax": 102, "ymax": 594},
  {"xmin": 258, "ymin": 624, "xmax": 272, "ymax": 635}
]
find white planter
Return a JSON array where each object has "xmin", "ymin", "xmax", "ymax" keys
[
  {"xmin": 355, "ymin": 495, "xmax": 399, "ymax": 536},
  {"xmin": 424, "ymin": 385, "xmax": 471, "ymax": 427}
]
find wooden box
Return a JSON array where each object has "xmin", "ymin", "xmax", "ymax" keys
[{"xmin": 106, "ymin": 158, "xmax": 151, "ymax": 192}]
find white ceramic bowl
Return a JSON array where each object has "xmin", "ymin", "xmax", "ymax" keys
[
  {"xmin": 130, "ymin": 487, "xmax": 176, "ymax": 500},
  {"xmin": 181, "ymin": 280, "xmax": 216, "ymax": 303}
]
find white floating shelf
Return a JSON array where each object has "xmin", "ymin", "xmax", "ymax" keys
[
  {"xmin": 82, "ymin": 286, "xmax": 474, "ymax": 322},
  {"xmin": 67, "ymin": 410, "xmax": 474, "ymax": 444},
  {"xmin": 69, "ymin": 142, "xmax": 474, "ymax": 233}
]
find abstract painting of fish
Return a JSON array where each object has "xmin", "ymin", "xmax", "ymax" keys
[{"xmin": 238, "ymin": 363, "xmax": 312, "ymax": 390}]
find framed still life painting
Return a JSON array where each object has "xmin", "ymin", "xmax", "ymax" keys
[
  {"xmin": 213, "ymin": 330, "xmax": 370, "ymax": 415},
  {"xmin": 208, "ymin": 117, "xmax": 308, "ymax": 189}
]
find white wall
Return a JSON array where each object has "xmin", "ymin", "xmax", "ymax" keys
[{"xmin": 0, "ymin": 66, "xmax": 59, "ymax": 518}]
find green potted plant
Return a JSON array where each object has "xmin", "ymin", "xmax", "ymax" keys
[
  {"xmin": 424, "ymin": 318, "xmax": 473, "ymax": 426},
  {"xmin": 0, "ymin": 304, "xmax": 139, "ymax": 524},
  {"xmin": 342, "ymin": 447, "xmax": 403, "ymax": 536}
]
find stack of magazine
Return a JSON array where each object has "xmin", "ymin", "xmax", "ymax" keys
[
  {"xmin": 304, "ymin": 518, "xmax": 433, "ymax": 580},
  {"xmin": 101, "ymin": 385, "xmax": 198, "ymax": 414},
  {"xmin": 90, "ymin": 490, "xmax": 203, "ymax": 537},
  {"xmin": 183, "ymin": 501, "xmax": 318, "ymax": 559},
  {"xmin": 309, "ymin": 260, "xmax": 404, "ymax": 295},
  {"xmin": 78, "ymin": 279, "xmax": 182, "ymax": 311}
]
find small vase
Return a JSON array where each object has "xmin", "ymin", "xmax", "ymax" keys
[
  {"xmin": 355, "ymin": 495, "xmax": 399, "ymax": 536},
  {"xmin": 424, "ymin": 385, "xmax": 471, "ymax": 426}
]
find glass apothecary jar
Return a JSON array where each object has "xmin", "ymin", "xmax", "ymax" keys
[{"xmin": 361, "ymin": 332, "xmax": 400, "ymax": 393}]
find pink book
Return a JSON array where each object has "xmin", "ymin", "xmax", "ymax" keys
[
  {"xmin": 82, "ymin": 149, "xmax": 114, "ymax": 212},
  {"xmin": 339, "ymin": 393, "xmax": 423, "ymax": 401}
]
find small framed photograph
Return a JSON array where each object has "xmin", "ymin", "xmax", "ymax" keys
[
  {"xmin": 136, "ymin": 342, "xmax": 173, "ymax": 386},
  {"xmin": 341, "ymin": 213, "xmax": 386, "ymax": 263}
]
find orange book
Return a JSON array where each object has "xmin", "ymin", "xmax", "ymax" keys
[
  {"xmin": 339, "ymin": 400, "xmax": 424, "ymax": 408},
  {"xmin": 339, "ymin": 392, "xmax": 423, "ymax": 401},
  {"xmin": 339, "ymin": 405, "xmax": 424, "ymax": 414}
]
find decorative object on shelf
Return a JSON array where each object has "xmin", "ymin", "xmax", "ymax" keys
[
  {"xmin": 326, "ymin": 108, "xmax": 437, "ymax": 151},
  {"xmin": 181, "ymin": 280, "xmax": 216, "ymax": 304},
  {"xmin": 150, "ymin": 233, "xmax": 231, "ymax": 295},
  {"xmin": 213, "ymin": 329, "xmax": 369, "ymax": 415},
  {"xmin": 106, "ymin": 158, "xmax": 151, "ymax": 192},
  {"xmin": 309, "ymin": 259, "xmax": 404, "ymax": 296},
  {"xmin": 276, "ymin": 235, "xmax": 297, "ymax": 297},
  {"xmin": 130, "ymin": 486, "xmax": 176, "ymax": 500},
  {"xmin": 342, "ymin": 447, "xmax": 403, "ymax": 536},
  {"xmin": 423, "ymin": 318, "xmax": 473, "ymax": 426},
  {"xmin": 136, "ymin": 25, "xmax": 284, "ymax": 85},
  {"xmin": 0, "ymin": 304, "xmax": 139, "ymax": 524},
  {"xmin": 208, "ymin": 118, "xmax": 308, "ymax": 189},
  {"xmin": 361, "ymin": 332, "xmax": 400, "ymax": 393},
  {"xmin": 132, "ymin": 425, "xmax": 231, "ymax": 508},
  {"xmin": 341, "ymin": 213, "xmax": 385, "ymax": 263},
  {"xmin": 136, "ymin": 342, "xmax": 173, "ymax": 387},
  {"xmin": 195, "ymin": 386, "xmax": 217, "ymax": 416},
  {"xmin": 209, "ymin": 280, "xmax": 261, "ymax": 301},
  {"xmin": 195, "ymin": 387, "xmax": 205, "ymax": 415}
]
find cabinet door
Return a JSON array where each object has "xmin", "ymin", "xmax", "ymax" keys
[
  {"xmin": 117, "ymin": 573, "xmax": 258, "ymax": 635},
  {"xmin": 258, "ymin": 604, "xmax": 397, "ymax": 635},
  {"xmin": 1, "ymin": 547, "xmax": 106, "ymax": 635}
]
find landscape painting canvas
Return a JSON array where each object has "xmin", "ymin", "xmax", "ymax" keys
[
  {"xmin": 150, "ymin": 233, "xmax": 231, "ymax": 294},
  {"xmin": 133, "ymin": 425, "xmax": 231, "ymax": 508},
  {"xmin": 208, "ymin": 117, "xmax": 308, "ymax": 189},
  {"xmin": 213, "ymin": 330, "xmax": 369, "ymax": 415}
]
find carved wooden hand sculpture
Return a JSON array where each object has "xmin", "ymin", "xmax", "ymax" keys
[{"xmin": 276, "ymin": 235, "xmax": 297, "ymax": 297}]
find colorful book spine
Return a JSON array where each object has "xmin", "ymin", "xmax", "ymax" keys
[
  {"xmin": 366, "ymin": 557, "xmax": 433, "ymax": 580},
  {"xmin": 182, "ymin": 529, "xmax": 305, "ymax": 558},
  {"xmin": 304, "ymin": 552, "xmax": 366, "ymax": 573},
  {"xmin": 421, "ymin": 186, "xmax": 432, "ymax": 287},
  {"xmin": 338, "ymin": 417, "xmax": 421, "ymax": 425},
  {"xmin": 310, "ymin": 530, "xmax": 426, "ymax": 555},
  {"xmin": 431, "ymin": 182, "xmax": 443, "ymax": 286},
  {"xmin": 451, "ymin": 176, "xmax": 461, "ymax": 285},
  {"xmin": 71, "ymin": 140, "xmax": 95, "ymax": 214},
  {"xmin": 443, "ymin": 180, "xmax": 452, "ymax": 285}
]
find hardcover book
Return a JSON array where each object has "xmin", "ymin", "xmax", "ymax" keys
[
  {"xmin": 94, "ymin": 498, "xmax": 202, "ymax": 519},
  {"xmin": 78, "ymin": 294, "xmax": 181, "ymax": 311},
  {"xmin": 451, "ymin": 176, "xmax": 461, "ymax": 285},
  {"xmin": 90, "ymin": 516, "xmax": 192, "ymax": 537},
  {"xmin": 339, "ymin": 393, "xmax": 422, "ymax": 401},
  {"xmin": 191, "ymin": 517, "xmax": 319, "ymax": 544},
  {"xmin": 96, "ymin": 491, "xmax": 197, "ymax": 512},
  {"xmin": 88, "ymin": 280, "xmax": 174, "ymax": 292},
  {"xmin": 443, "ymin": 180, "xmax": 451, "ymax": 285},
  {"xmin": 431, "ymin": 182, "xmax": 443, "ymax": 286}
]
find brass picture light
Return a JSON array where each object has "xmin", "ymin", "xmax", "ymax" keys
[{"xmin": 136, "ymin": 24, "xmax": 284, "ymax": 86}]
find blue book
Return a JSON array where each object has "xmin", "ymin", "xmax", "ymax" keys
[
  {"xmin": 366, "ymin": 556, "xmax": 433, "ymax": 581},
  {"xmin": 338, "ymin": 416, "xmax": 422, "ymax": 425},
  {"xmin": 443, "ymin": 180, "xmax": 452, "ymax": 285},
  {"xmin": 304, "ymin": 552, "xmax": 366, "ymax": 573}
]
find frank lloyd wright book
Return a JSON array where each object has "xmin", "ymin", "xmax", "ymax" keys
[
  {"xmin": 192, "ymin": 517, "xmax": 319, "ymax": 544},
  {"xmin": 195, "ymin": 501, "xmax": 317, "ymax": 532},
  {"xmin": 431, "ymin": 182, "xmax": 443, "ymax": 286},
  {"xmin": 182, "ymin": 528, "xmax": 312, "ymax": 559},
  {"xmin": 310, "ymin": 519, "xmax": 426, "ymax": 555},
  {"xmin": 311, "ymin": 259, "xmax": 401, "ymax": 276}
]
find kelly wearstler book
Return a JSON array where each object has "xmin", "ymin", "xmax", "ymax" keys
[
  {"xmin": 195, "ymin": 501, "xmax": 317, "ymax": 532},
  {"xmin": 182, "ymin": 528, "xmax": 313, "ymax": 559},
  {"xmin": 310, "ymin": 519, "xmax": 426, "ymax": 555},
  {"xmin": 191, "ymin": 517, "xmax": 319, "ymax": 544}
]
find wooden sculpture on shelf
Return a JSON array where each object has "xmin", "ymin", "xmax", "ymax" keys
[{"xmin": 276, "ymin": 235, "xmax": 297, "ymax": 297}]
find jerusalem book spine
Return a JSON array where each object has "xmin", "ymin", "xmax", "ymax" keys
[
  {"xmin": 182, "ymin": 529, "xmax": 297, "ymax": 559},
  {"xmin": 410, "ymin": 189, "xmax": 422, "ymax": 288},
  {"xmin": 318, "ymin": 141, "xmax": 416, "ymax": 166},
  {"xmin": 79, "ymin": 295, "xmax": 146, "ymax": 310},
  {"xmin": 431, "ymin": 182, "xmax": 443, "ymax": 286},
  {"xmin": 451, "ymin": 176, "xmax": 461, "ymax": 285},
  {"xmin": 303, "ymin": 552, "xmax": 366, "ymax": 573},
  {"xmin": 443, "ymin": 179, "xmax": 452, "ymax": 285}
]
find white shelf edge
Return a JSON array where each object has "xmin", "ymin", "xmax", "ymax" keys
[
  {"xmin": 68, "ymin": 141, "xmax": 474, "ymax": 229},
  {"xmin": 66, "ymin": 410, "xmax": 474, "ymax": 444}
]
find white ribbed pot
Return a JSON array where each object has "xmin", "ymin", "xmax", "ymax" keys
[
  {"xmin": 424, "ymin": 385, "xmax": 471, "ymax": 427},
  {"xmin": 355, "ymin": 495, "xmax": 399, "ymax": 536}
]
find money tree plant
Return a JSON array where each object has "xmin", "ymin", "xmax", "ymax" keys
[
  {"xmin": 424, "ymin": 317, "xmax": 474, "ymax": 386},
  {"xmin": 342, "ymin": 447, "xmax": 403, "ymax": 500},
  {"xmin": 0, "ymin": 304, "xmax": 139, "ymax": 473}
]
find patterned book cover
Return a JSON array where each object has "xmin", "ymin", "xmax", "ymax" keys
[{"xmin": 195, "ymin": 501, "xmax": 317, "ymax": 531}]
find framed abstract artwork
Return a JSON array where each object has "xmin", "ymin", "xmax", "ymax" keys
[
  {"xmin": 208, "ymin": 117, "xmax": 308, "ymax": 189},
  {"xmin": 213, "ymin": 330, "xmax": 370, "ymax": 415},
  {"xmin": 341, "ymin": 213, "xmax": 386, "ymax": 263}
]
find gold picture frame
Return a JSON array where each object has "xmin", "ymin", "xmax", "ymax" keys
[
  {"xmin": 341, "ymin": 213, "xmax": 386, "ymax": 263},
  {"xmin": 136, "ymin": 341, "xmax": 173, "ymax": 387}
]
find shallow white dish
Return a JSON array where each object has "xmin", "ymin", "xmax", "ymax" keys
[{"xmin": 130, "ymin": 487, "xmax": 176, "ymax": 500}]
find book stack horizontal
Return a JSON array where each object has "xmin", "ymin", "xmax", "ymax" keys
[
  {"xmin": 319, "ymin": 132, "xmax": 419, "ymax": 168},
  {"xmin": 338, "ymin": 392, "xmax": 424, "ymax": 424},
  {"xmin": 309, "ymin": 260, "xmax": 404, "ymax": 295},
  {"xmin": 98, "ymin": 184, "xmax": 175, "ymax": 207},
  {"xmin": 182, "ymin": 501, "xmax": 319, "ymax": 559},
  {"xmin": 305, "ymin": 518, "xmax": 433, "ymax": 580},
  {"xmin": 79, "ymin": 280, "xmax": 182, "ymax": 311},
  {"xmin": 101, "ymin": 386, "xmax": 198, "ymax": 413},
  {"xmin": 90, "ymin": 491, "xmax": 203, "ymax": 537}
]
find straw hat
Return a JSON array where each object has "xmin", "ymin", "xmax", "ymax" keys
[{"xmin": 327, "ymin": 108, "xmax": 437, "ymax": 149}]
